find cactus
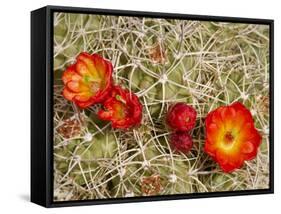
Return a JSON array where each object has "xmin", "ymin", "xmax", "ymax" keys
[{"xmin": 53, "ymin": 12, "xmax": 270, "ymax": 201}]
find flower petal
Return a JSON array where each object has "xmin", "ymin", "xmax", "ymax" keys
[
  {"xmin": 76, "ymin": 99, "xmax": 96, "ymax": 108},
  {"xmin": 62, "ymin": 65, "xmax": 81, "ymax": 84},
  {"xmin": 66, "ymin": 81, "xmax": 88, "ymax": 93},
  {"xmin": 77, "ymin": 52, "xmax": 101, "ymax": 80},
  {"xmin": 62, "ymin": 88, "xmax": 75, "ymax": 101}
]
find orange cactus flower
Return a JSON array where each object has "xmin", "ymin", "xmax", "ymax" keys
[
  {"xmin": 98, "ymin": 86, "xmax": 142, "ymax": 129},
  {"xmin": 62, "ymin": 52, "xmax": 113, "ymax": 108},
  {"xmin": 204, "ymin": 102, "xmax": 262, "ymax": 173}
]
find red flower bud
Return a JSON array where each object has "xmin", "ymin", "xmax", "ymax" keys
[
  {"xmin": 170, "ymin": 131, "xmax": 193, "ymax": 154},
  {"xmin": 166, "ymin": 103, "xmax": 197, "ymax": 131}
]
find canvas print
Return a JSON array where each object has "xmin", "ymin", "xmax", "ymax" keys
[{"xmin": 53, "ymin": 12, "xmax": 270, "ymax": 202}]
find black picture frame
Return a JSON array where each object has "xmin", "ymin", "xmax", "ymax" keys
[{"xmin": 31, "ymin": 5, "xmax": 274, "ymax": 208}]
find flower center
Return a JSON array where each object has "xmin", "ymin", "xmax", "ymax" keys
[
  {"xmin": 115, "ymin": 103, "xmax": 129, "ymax": 119},
  {"xmin": 224, "ymin": 131, "xmax": 235, "ymax": 145},
  {"xmin": 90, "ymin": 81, "xmax": 100, "ymax": 94}
]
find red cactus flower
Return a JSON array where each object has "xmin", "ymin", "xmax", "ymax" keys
[
  {"xmin": 204, "ymin": 102, "xmax": 262, "ymax": 173},
  {"xmin": 62, "ymin": 52, "xmax": 113, "ymax": 108},
  {"xmin": 166, "ymin": 103, "xmax": 197, "ymax": 131},
  {"xmin": 98, "ymin": 86, "xmax": 142, "ymax": 129},
  {"xmin": 170, "ymin": 131, "xmax": 193, "ymax": 154}
]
